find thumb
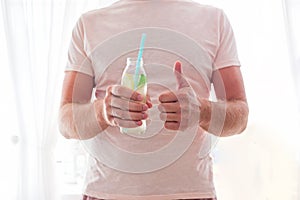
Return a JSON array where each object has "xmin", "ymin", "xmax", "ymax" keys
[{"xmin": 174, "ymin": 61, "xmax": 189, "ymax": 89}]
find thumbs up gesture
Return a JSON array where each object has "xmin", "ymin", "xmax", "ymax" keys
[{"xmin": 158, "ymin": 61, "xmax": 201, "ymax": 131}]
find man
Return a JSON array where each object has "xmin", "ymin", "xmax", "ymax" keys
[{"xmin": 59, "ymin": 0, "xmax": 248, "ymax": 199}]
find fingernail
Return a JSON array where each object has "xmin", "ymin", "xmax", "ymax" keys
[
  {"xmin": 136, "ymin": 121, "xmax": 142, "ymax": 126},
  {"xmin": 143, "ymin": 105, "xmax": 148, "ymax": 111},
  {"xmin": 142, "ymin": 113, "xmax": 148, "ymax": 119},
  {"xmin": 137, "ymin": 95, "xmax": 143, "ymax": 101},
  {"xmin": 147, "ymin": 101, "xmax": 153, "ymax": 108}
]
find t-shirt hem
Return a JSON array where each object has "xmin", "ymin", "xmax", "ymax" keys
[
  {"xmin": 83, "ymin": 191, "xmax": 217, "ymax": 200},
  {"xmin": 213, "ymin": 60, "xmax": 241, "ymax": 71},
  {"xmin": 65, "ymin": 65, "xmax": 94, "ymax": 77}
]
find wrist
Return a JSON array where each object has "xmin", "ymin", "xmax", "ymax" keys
[
  {"xmin": 198, "ymin": 98, "xmax": 211, "ymax": 131},
  {"xmin": 68, "ymin": 102, "xmax": 104, "ymax": 140},
  {"xmin": 93, "ymin": 99, "xmax": 110, "ymax": 130}
]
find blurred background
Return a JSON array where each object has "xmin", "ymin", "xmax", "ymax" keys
[{"xmin": 0, "ymin": 0, "xmax": 299, "ymax": 199}]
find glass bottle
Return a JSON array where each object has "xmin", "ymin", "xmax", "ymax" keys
[{"xmin": 120, "ymin": 57, "xmax": 147, "ymax": 134}]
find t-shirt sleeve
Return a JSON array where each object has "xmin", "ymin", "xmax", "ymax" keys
[
  {"xmin": 213, "ymin": 10, "xmax": 241, "ymax": 70},
  {"xmin": 65, "ymin": 16, "xmax": 94, "ymax": 77}
]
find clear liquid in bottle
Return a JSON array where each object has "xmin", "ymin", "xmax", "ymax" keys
[{"xmin": 120, "ymin": 57, "xmax": 147, "ymax": 134}]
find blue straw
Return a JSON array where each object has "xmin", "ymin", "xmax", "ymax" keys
[{"xmin": 134, "ymin": 33, "xmax": 146, "ymax": 89}]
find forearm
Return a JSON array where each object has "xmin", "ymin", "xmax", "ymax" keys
[
  {"xmin": 199, "ymin": 98, "xmax": 249, "ymax": 137},
  {"xmin": 58, "ymin": 99, "xmax": 108, "ymax": 140}
]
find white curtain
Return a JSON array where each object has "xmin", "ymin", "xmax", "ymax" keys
[
  {"xmin": 0, "ymin": 0, "xmax": 109, "ymax": 199},
  {"xmin": 284, "ymin": 0, "xmax": 300, "ymax": 112},
  {"xmin": 0, "ymin": 0, "xmax": 300, "ymax": 200},
  {"xmin": 198, "ymin": 0, "xmax": 300, "ymax": 199}
]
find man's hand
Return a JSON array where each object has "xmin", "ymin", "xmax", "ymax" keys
[
  {"xmin": 101, "ymin": 85, "xmax": 152, "ymax": 128},
  {"xmin": 158, "ymin": 61, "xmax": 200, "ymax": 131}
]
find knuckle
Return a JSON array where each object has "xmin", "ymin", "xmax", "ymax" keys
[
  {"xmin": 136, "ymin": 113, "xmax": 143, "ymax": 121},
  {"xmin": 158, "ymin": 105, "xmax": 165, "ymax": 112},
  {"xmin": 123, "ymin": 104, "xmax": 130, "ymax": 111},
  {"xmin": 129, "ymin": 112, "xmax": 136, "ymax": 121},
  {"xmin": 114, "ymin": 109, "xmax": 122, "ymax": 118},
  {"xmin": 122, "ymin": 111, "xmax": 130, "ymax": 119},
  {"xmin": 112, "ymin": 85, "xmax": 121, "ymax": 95},
  {"xmin": 138, "ymin": 112, "xmax": 144, "ymax": 120},
  {"xmin": 160, "ymin": 113, "xmax": 166, "ymax": 121},
  {"xmin": 133, "ymin": 103, "xmax": 143, "ymax": 111},
  {"xmin": 113, "ymin": 109, "xmax": 121, "ymax": 118},
  {"xmin": 138, "ymin": 104, "xmax": 143, "ymax": 111}
]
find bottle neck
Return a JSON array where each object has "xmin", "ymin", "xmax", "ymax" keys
[{"xmin": 126, "ymin": 57, "xmax": 143, "ymax": 67}]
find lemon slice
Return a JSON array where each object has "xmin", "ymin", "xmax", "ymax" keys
[{"xmin": 122, "ymin": 73, "xmax": 134, "ymax": 89}]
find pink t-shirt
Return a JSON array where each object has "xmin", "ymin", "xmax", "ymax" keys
[{"xmin": 66, "ymin": 0, "xmax": 240, "ymax": 199}]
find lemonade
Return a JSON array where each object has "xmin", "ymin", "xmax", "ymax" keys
[
  {"xmin": 122, "ymin": 73, "xmax": 147, "ymax": 97},
  {"xmin": 120, "ymin": 58, "xmax": 147, "ymax": 134}
]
